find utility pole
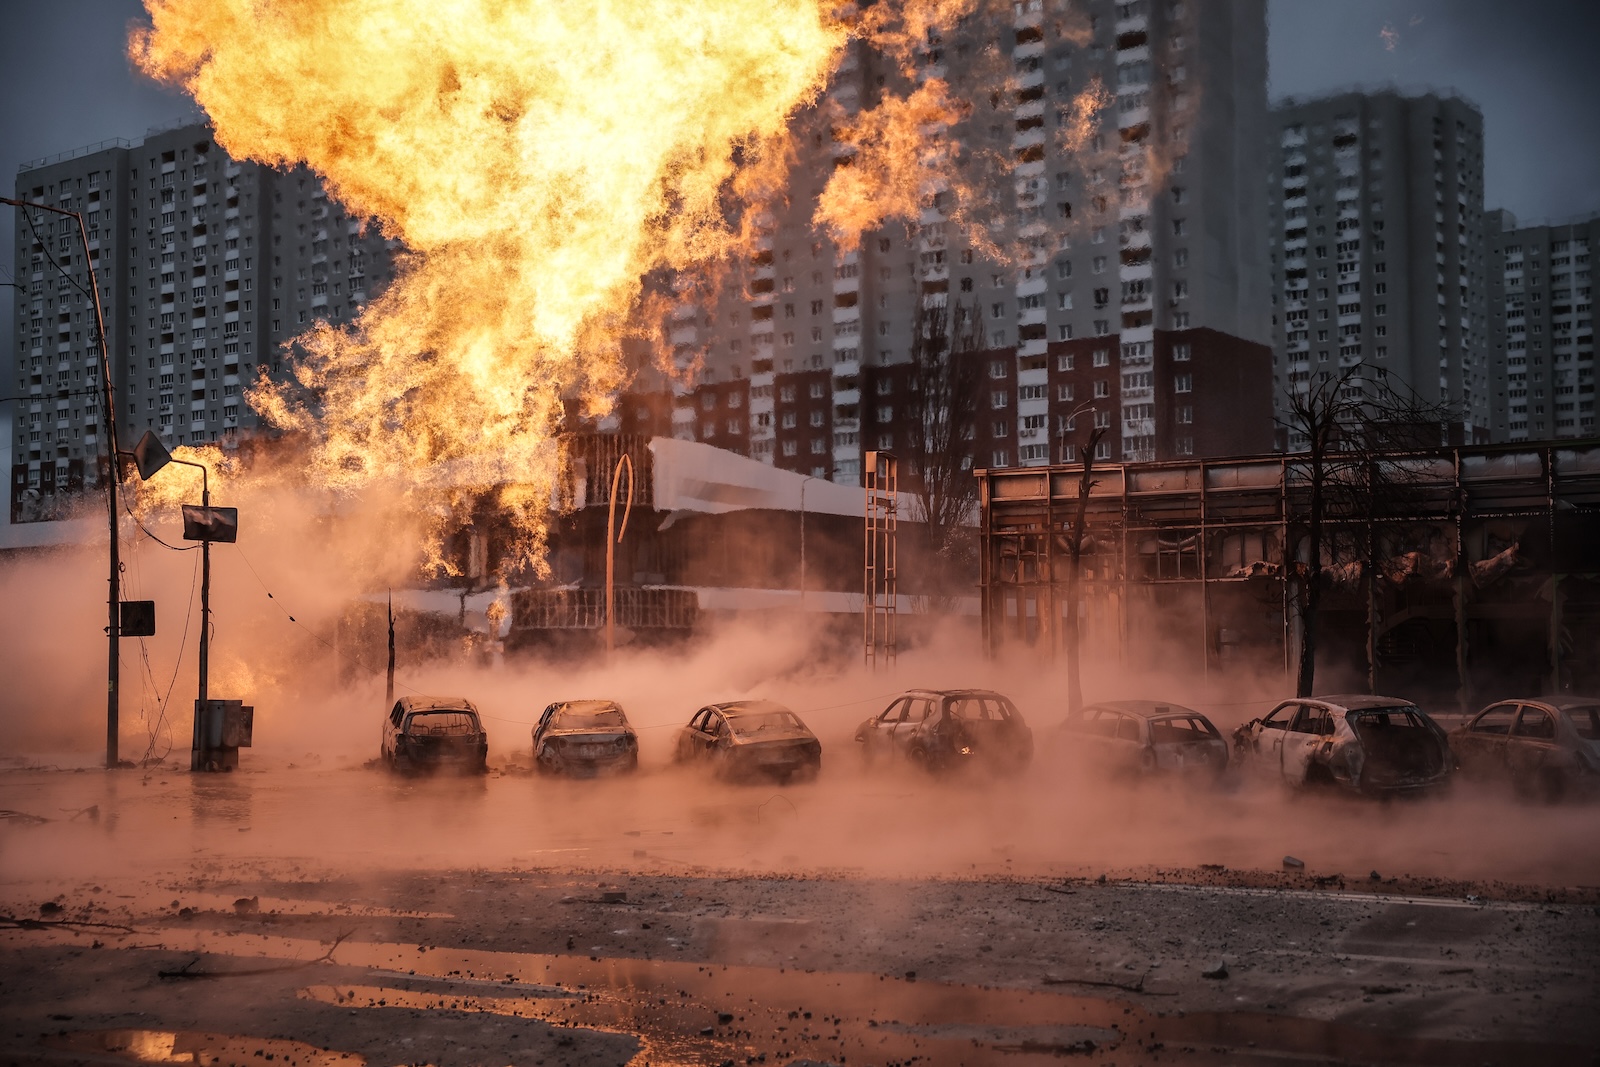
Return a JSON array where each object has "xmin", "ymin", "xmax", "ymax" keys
[
  {"xmin": 386, "ymin": 589, "xmax": 396, "ymax": 708},
  {"xmin": 3, "ymin": 197, "xmax": 122, "ymax": 768}
]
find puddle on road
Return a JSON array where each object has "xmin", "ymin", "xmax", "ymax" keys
[
  {"xmin": 30, "ymin": 928, "xmax": 1588, "ymax": 1066},
  {"xmin": 44, "ymin": 1028, "xmax": 361, "ymax": 1065}
]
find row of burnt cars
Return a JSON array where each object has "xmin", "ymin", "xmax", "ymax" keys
[{"xmin": 379, "ymin": 689, "xmax": 1600, "ymax": 799}]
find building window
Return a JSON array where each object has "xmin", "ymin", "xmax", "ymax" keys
[
  {"xmin": 991, "ymin": 390, "xmax": 1009, "ymax": 408},
  {"xmin": 1093, "ymin": 380, "xmax": 1109, "ymax": 398},
  {"xmin": 991, "ymin": 449, "xmax": 1010, "ymax": 467},
  {"xmin": 1175, "ymin": 373, "xmax": 1193, "ymax": 393},
  {"xmin": 989, "ymin": 359, "xmax": 1008, "ymax": 379},
  {"xmin": 1172, "ymin": 342, "xmax": 1191, "ymax": 361},
  {"xmin": 1092, "ymin": 348, "xmax": 1109, "ymax": 367},
  {"xmin": 1058, "ymin": 353, "xmax": 1075, "ymax": 371}
]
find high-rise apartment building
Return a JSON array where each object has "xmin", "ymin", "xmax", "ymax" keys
[
  {"xmin": 10, "ymin": 122, "xmax": 394, "ymax": 521},
  {"xmin": 1486, "ymin": 211, "xmax": 1595, "ymax": 440},
  {"xmin": 641, "ymin": 0, "xmax": 1272, "ymax": 486},
  {"xmin": 1266, "ymin": 91, "xmax": 1491, "ymax": 446}
]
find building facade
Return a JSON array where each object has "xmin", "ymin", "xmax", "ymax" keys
[
  {"xmin": 1486, "ymin": 211, "xmax": 1595, "ymax": 441},
  {"xmin": 1266, "ymin": 91, "xmax": 1491, "ymax": 446},
  {"xmin": 649, "ymin": 0, "xmax": 1273, "ymax": 487},
  {"xmin": 10, "ymin": 122, "xmax": 395, "ymax": 520}
]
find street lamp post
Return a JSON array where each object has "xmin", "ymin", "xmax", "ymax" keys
[
  {"xmin": 125, "ymin": 431, "xmax": 237, "ymax": 770},
  {"xmin": 605, "ymin": 453, "xmax": 634, "ymax": 657},
  {"xmin": 2, "ymin": 197, "xmax": 121, "ymax": 768}
]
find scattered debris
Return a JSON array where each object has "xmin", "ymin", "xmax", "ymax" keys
[
  {"xmin": 1201, "ymin": 960, "xmax": 1229, "ymax": 980},
  {"xmin": 233, "ymin": 896, "xmax": 260, "ymax": 916},
  {"xmin": 600, "ymin": 891, "xmax": 628, "ymax": 904},
  {"xmin": 1282, "ymin": 856, "xmax": 1306, "ymax": 870},
  {"xmin": 0, "ymin": 810, "xmax": 48, "ymax": 826},
  {"xmin": 39, "ymin": 902, "xmax": 64, "ymax": 916},
  {"xmin": 159, "ymin": 932, "xmax": 352, "ymax": 980},
  {"xmin": 1362, "ymin": 984, "xmax": 1404, "ymax": 995},
  {"xmin": 1042, "ymin": 970, "xmax": 1173, "ymax": 995},
  {"xmin": 1369, "ymin": 870, "xmax": 1382, "ymax": 881},
  {"xmin": 1198, "ymin": 864, "xmax": 1226, "ymax": 872}
]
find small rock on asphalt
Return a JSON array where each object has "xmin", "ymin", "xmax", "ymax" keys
[
  {"xmin": 1202, "ymin": 960, "xmax": 1230, "ymax": 980},
  {"xmin": 1282, "ymin": 855, "xmax": 1306, "ymax": 870}
]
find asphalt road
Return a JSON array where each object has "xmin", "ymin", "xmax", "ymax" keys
[{"xmin": 2, "ymin": 759, "xmax": 1598, "ymax": 1065}]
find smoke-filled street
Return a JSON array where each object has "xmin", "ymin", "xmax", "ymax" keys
[
  {"xmin": 6, "ymin": 0, "xmax": 1600, "ymax": 1063},
  {"xmin": 5, "ymin": 731, "xmax": 1600, "ymax": 1065}
]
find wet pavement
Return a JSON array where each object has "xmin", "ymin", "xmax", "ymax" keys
[{"xmin": 3, "ymin": 761, "xmax": 1600, "ymax": 1065}]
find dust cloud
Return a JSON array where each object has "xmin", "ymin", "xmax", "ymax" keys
[{"xmin": 5, "ymin": 501, "xmax": 1599, "ymax": 900}]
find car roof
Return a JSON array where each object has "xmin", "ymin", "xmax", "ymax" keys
[
  {"xmin": 900, "ymin": 688, "xmax": 1012, "ymax": 700},
  {"xmin": 552, "ymin": 699, "xmax": 624, "ymax": 713},
  {"xmin": 1491, "ymin": 696, "xmax": 1600, "ymax": 711},
  {"xmin": 711, "ymin": 699, "xmax": 793, "ymax": 716},
  {"xmin": 398, "ymin": 696, "xmax": 477, "ymax": 713},
  {"xmin": 1298, "ymin": 694, "xmax": 1417, "ymax": 711},
  {"xmin": 1085, "ymin": 700, "xmax": 1204, "ymax": 719}
]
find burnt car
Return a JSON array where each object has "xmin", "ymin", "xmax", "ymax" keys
[
  {"xmin": 674, "ymin": 700, "xmax": 821, "ymax": 782},
  {"xmin": 1060, "ymin": 700, "xmax": 1228, "ymax": 779},
  {"xmin": 532, "ymin": 700, "xmax": 639, "ymax": 776},
  {"xmin": 854, "ymin": 689, "xmax": 1033, "ymax": 773},
  {"xmin": 1449, "ymin": 697, "xmax": 1600, "ymax": 801},
  {"xmin": 1232, "ymin": 695, "xmax": 1452, "ymax": 796},
  {"xmin": 382, "ymin": 696, "xmax": 489, "ymax": 773}
]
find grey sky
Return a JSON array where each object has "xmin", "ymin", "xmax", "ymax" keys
[{"xmin": 3, "ymin": 0, "xmax": 1599, "ymax": 374}]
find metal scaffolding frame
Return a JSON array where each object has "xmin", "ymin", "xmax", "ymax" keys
[
  {"xmin": 977, "ymin": 443, "xmax": 1600, "ymax": 699},
  {"xmin": 864, "ymin": 450, "xmax": 899, "ymax": 670}
]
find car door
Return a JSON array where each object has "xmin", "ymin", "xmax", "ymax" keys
[
  {"xmin": 1246, "ymin": 702, "xmax": 1295, "ymax": 777},
  {"xmin": 532, "ymin": 704, "xmax": 557, "ymax": 754},
  {"xmin": 1112, "ymin": 713, "xmax": 1143, "ymax": 771},
  {"xmin": 867, "ymin": 699, "xmax": 908, "ymax": 757},
  {"xmin": 893, "ymin": 698, "xmax": 933, "ymax": 755},
  {"xmin": 1079, "ymin": 707, "xmax": 1120, "ymax": 766},
  {"xmin": 383, "ymin": 702, "xmax": 404, "ymax": 758},
  {"xmin": 1457, "ymin": 702, "xmax": 1517, "ymax": 777},
  {"xmin": 1281, "ymin": 703, "xmax": 1329, "ymax": 785},
  {"xmin": 678, "ymin": 708, "xmax": 712, "ymax": 761},
  {"xmin": 1507, "ymin": 703, "xmax": 1557, "ymax": 785}
]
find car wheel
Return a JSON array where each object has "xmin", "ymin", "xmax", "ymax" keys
[
  {"xmin": 1139, "ymin": 749, "xmax": 1157, "ymax": 774},
  {"xmin": 907, "ymin": 745, "xmax": 932, "ymax": 774}
]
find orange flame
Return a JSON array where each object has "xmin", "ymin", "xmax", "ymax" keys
[{"xmin": 129, "ymin": 0, "xmax": 1118, "ymax": 574}]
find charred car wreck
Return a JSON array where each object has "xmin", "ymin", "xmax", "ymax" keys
[
  {"xmin": 855, "ymin": 689, "xmax": 1033, "ymax": 773},
  {"xmin": 1061, "ymin": 701, "xmax": 1229, "ymax": 780},
  {"xmin": 674, "ymin": 700, "xmax": 822, "ymax": 783},
  {"xmin": 532, "ymin": 700, "xmax": 639, "ymax": 776},
  {"xmin": 1233, "ymin": 696, "xmax": 1453, "ymax": 796},
  {"xmin": 382, "ymin": 696, "xmax": 489, "ymax": 774}
]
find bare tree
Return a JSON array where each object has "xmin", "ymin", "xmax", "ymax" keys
[
  {"xmin": 1063, "ymin": 423, "xmax": 1109, "ymax": 715},
  {"xmin": 1279, "ymin": 363, "xmax": 1458, "ymax": 696},
  {"xmin": 904, "ymin": 296, "xmax": 984, "ymax": 595}
]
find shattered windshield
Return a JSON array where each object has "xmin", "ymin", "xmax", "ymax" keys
[
  {"xmin": 555, "ymin": 707, "xmax": 626, "ymax": 730},
  {"xmin": 406, "ymin": 711, "xmax": 480, "ymax": 736},
  {"xmin": 1348, "ymin": 707, "xmax": 1427, "ymax": 730},
  {"xmin": 728, "ymin": 710, "xmax": 805, "ymax": 737},
  {"xmin": 1564, "ymin": 706, "xmax": 1600, "ymax": 741},
  {"xmin": 1149, "ymin": 716, "xmax": 1219, "ymax": 743}
]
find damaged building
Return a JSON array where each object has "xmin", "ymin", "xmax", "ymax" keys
[{"xmin": 977, "ymin": 442, "xmax": 1600, "ymax": 706}]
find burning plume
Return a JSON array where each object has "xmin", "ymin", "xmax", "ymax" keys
[
  {"xmin": 131, "ymin": 0, "xmax": 846, "ymax": 571},
  {"xmin": 130, "ymin": 0, "xmax": 1117, "ymax": 574}
]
